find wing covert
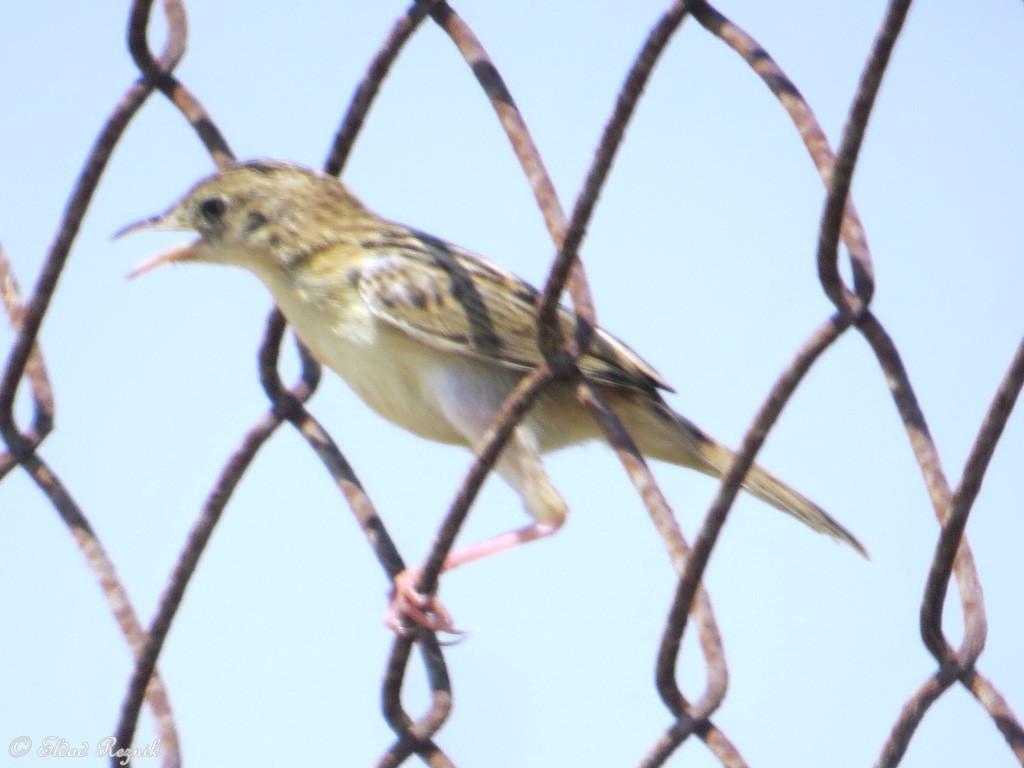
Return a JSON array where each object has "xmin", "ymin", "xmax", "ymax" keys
[{"xmin": 357, "ymin": 230, "xmax": 672, "ymax": 394}]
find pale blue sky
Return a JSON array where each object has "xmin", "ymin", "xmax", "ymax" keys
[{"xmin": 1, "ymin": 2, "xmax": 1021, "ymax": 767}]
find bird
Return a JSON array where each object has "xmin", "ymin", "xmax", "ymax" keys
[{"xmin": 118, "ymin": 159, "xmax": 866, "ymax": 631}]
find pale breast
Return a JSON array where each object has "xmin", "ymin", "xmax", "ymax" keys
[{"xmin": 257, "ymin": 265, "xmax": 469, "ymax": 446}]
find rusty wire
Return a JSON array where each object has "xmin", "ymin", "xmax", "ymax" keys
[
  {"xmin": 0, "ymin": 243, "xmax": 53, "ymax": 479},
  {"xmin": 0, "ymin": 0, "xmax": 195, "ymax": 762},
  {"xmin": 1, "ymin": 1, "xmax": 1022, "ymax": 766},
  {"xmin": 644, "ymin": 0, "xmax": 901, "ymax": 757}
]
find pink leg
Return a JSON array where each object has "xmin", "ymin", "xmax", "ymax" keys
[
  {"xmin": 386, "ymin": 426, "xmax": 568, "ymax": 635},
  {"xmin": 444, "ymin": 521, "xmax": 560, "ymax": 570},
  {"xmin": 386, "ymin": 522, "xmax": 562, "ymax": 635}
]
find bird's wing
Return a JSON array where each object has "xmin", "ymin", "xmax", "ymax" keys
[{"xmin": 356, "ymin": 228, "xmax": 673, "ymax": 393}]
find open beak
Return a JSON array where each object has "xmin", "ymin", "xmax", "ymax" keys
[
  {"xmin": 124, "ymin": 241, "xmax": 202, "ymax": 280},
  {"xmin": 114, "ymin": 213, "xmax": 202, "ymax": 280},
  {"xmin": 112, "ymin": 214, "xmax": 170, "ymax": 240}
]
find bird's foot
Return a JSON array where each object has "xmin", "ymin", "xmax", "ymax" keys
[{"xmin": 385, "ymin": 569, "xmax": 463, "ymax": 638}]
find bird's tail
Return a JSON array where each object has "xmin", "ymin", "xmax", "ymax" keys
[{"xmin": 613, "ymin": 393, "xmax": 867, "ymax": 558}]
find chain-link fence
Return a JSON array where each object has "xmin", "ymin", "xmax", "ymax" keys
[{"xmin": 2, "ymin": 2, "xmax": 1022, "ymax": 766}]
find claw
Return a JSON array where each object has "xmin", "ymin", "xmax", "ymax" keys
[{"xmin": 385, "ymin": 569, "xmax": 466, "ymax": 641}]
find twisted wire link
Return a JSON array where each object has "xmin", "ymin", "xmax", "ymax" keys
[{"xmin": 0, "ymin": 242, "xmax": 53, "ymax": 479}]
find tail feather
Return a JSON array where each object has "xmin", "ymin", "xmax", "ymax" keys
[
  {"xmin": 617, "ymin": 394, "xmax": 868, "ymax": 558},
  {"xmin": 713, "ymin": 448, "xmax": 868, "ymax": 558}
]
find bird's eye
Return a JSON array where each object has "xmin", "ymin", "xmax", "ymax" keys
[{"xmin": 197, "ymin": 196, "xmax": 227, "ymax": 223}]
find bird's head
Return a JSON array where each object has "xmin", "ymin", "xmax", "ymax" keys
[{"xmin": 117, "ymin": 159, "xmax": 370, "ymax": 280}]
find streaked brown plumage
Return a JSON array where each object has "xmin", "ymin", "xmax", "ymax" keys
[{"xmin": 120, "ymin": 159, "xmax": 866, "ymax": 631}]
